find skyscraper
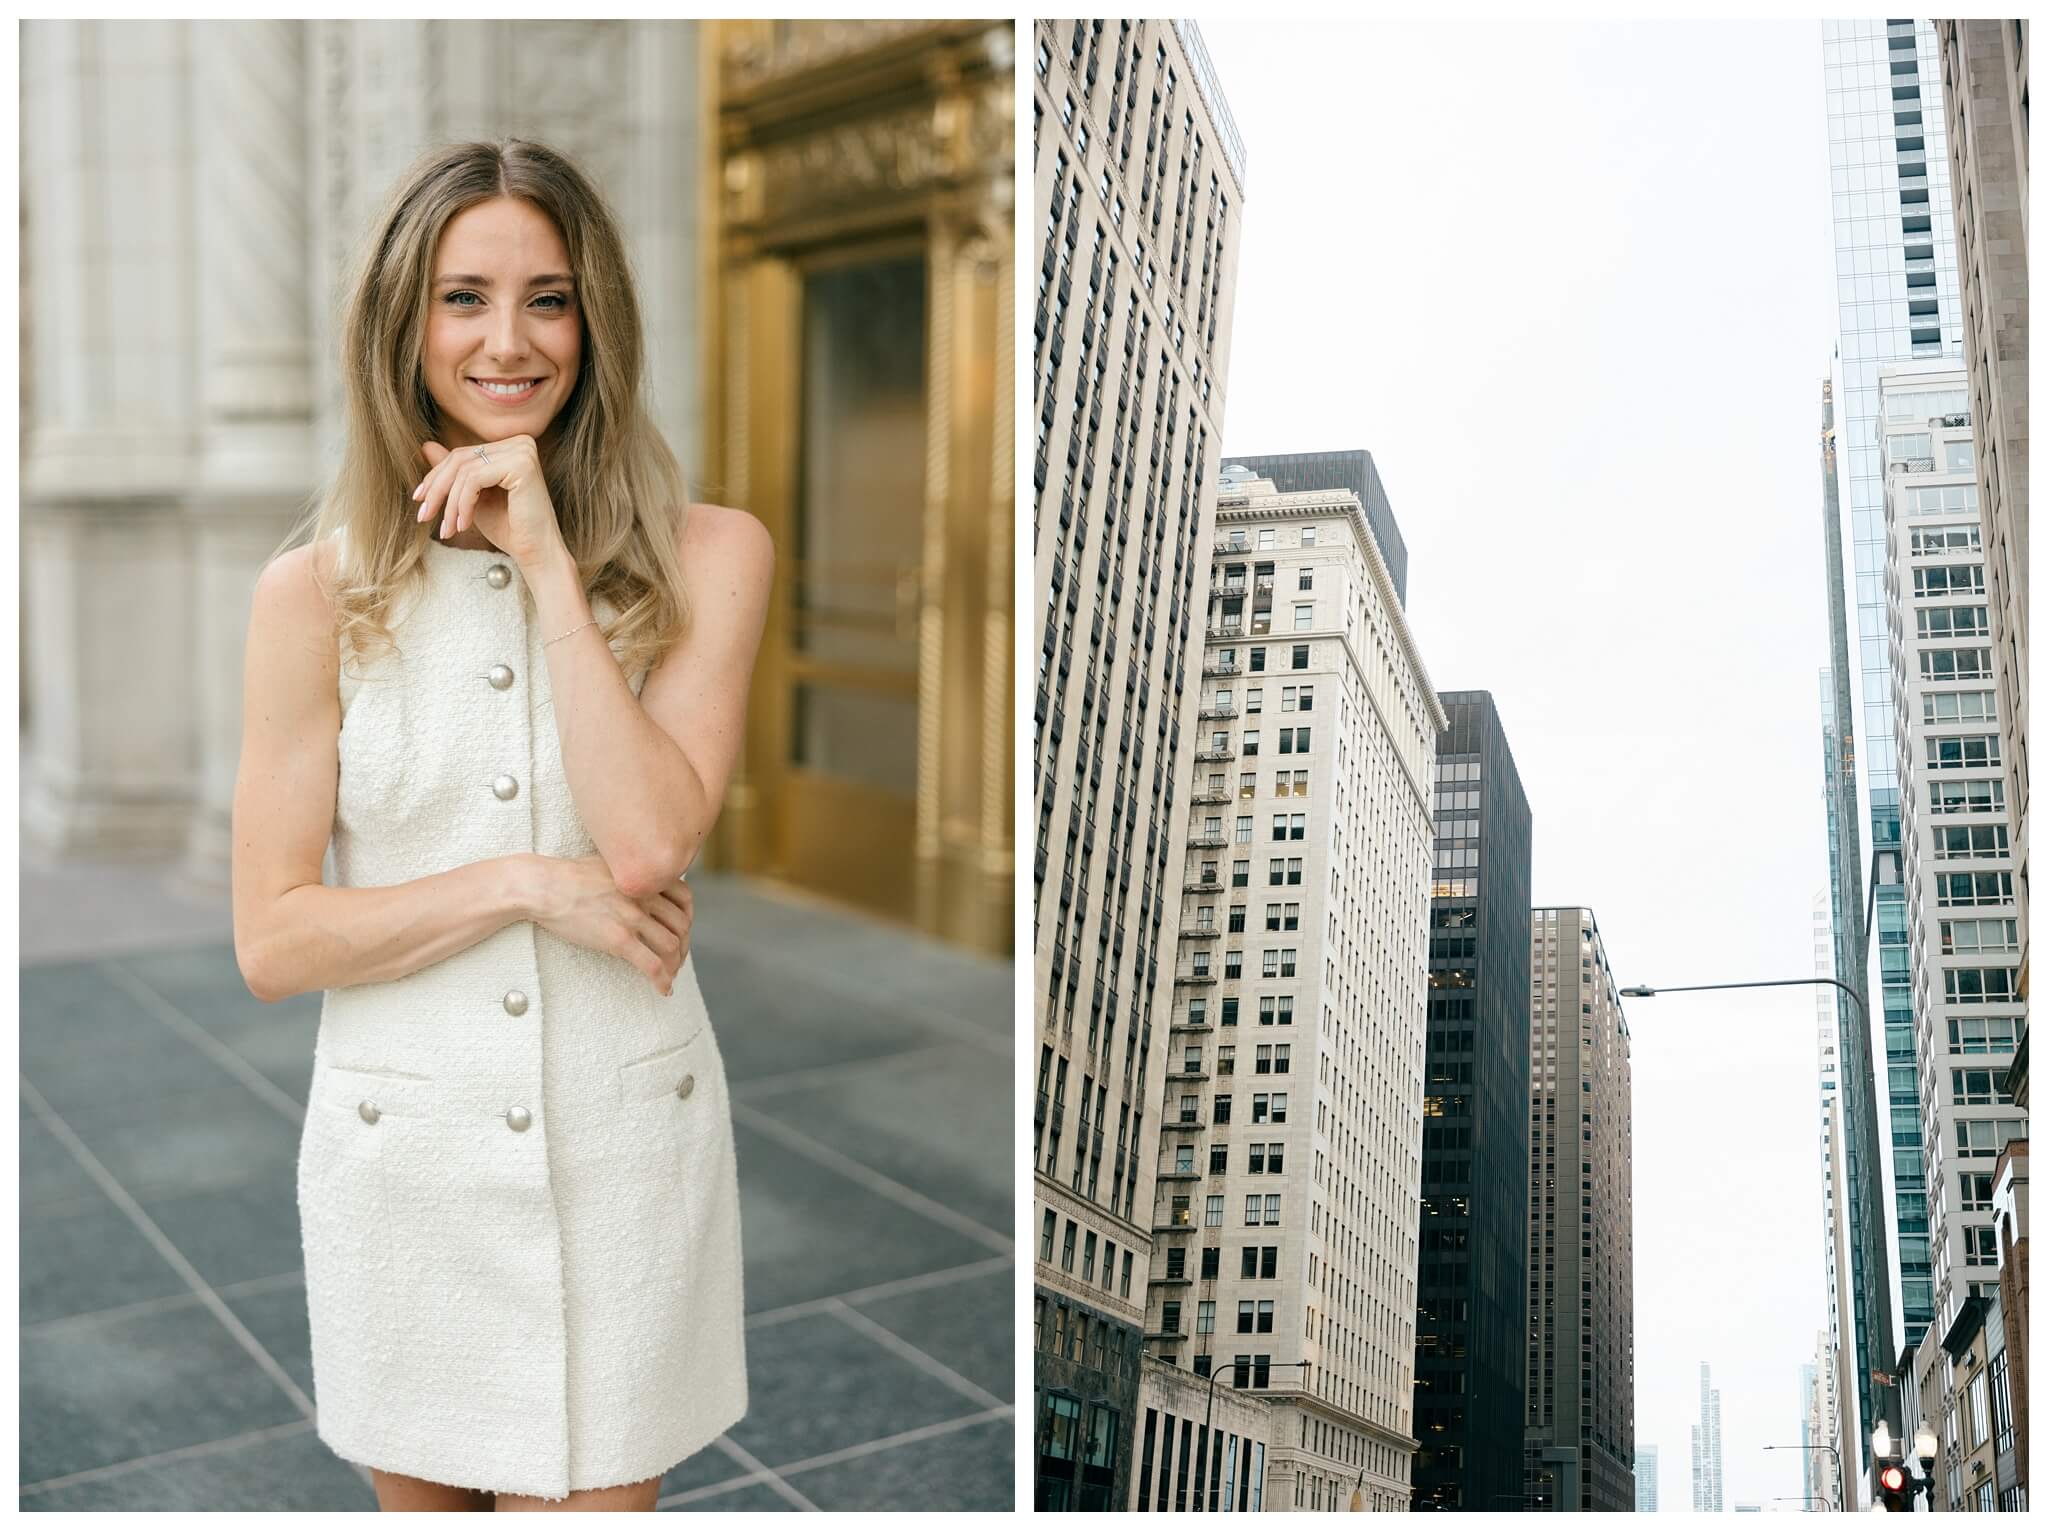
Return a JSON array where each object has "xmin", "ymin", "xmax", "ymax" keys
[
  {"xmin": 1812, "ymin": 883, "xmax": 1864, "ymax": 1508},
  {"xmin": 1821, "ymin": 13, "xmax": 1966, "ymax": 1418},
  {"xmin": 1142, "ymin": 465, "xmax": 1442, "ymax": 1511},
  {"xmin": 1690, "ymin": 1363, "xmax": 1724, "ymax": 1513},
  {"xmin": 1030, "ymin": 17, "xmax": 1246, "ymax": 1511},
  {"xmin": 1933, "ymin": 20, "xmax": 2028, "ymax": 1014},
  {"xmin": 1816, "ymin": 375, "xmax": 1898, "ymax": 1474},
  {"xmin": 1876, "ymin": 362, "xmax": 2027, "ymax": 1419},
  {"xmin": 1411, "ymin": 692, "xmax": 1533, "ymax": 1512},
  {"xmin": 1635, "ymin": 1445, "xmax": 1659, "ymax": 1512},
  {"xmin": 1525, "ymin": 909, "xmax": 1635, "ymax": 1512}
]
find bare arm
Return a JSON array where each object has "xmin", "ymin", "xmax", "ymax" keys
[
  {"xmin": 229, "ymin": 540, "xmax": 545, "ymax": 1002},
  {"xmin": 522, "ymin": 504, "xmax": 773, "ymax": 896}
]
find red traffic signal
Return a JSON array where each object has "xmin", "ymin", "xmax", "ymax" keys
[{"xmin": 1876, "ymin": 1463, "xmax": 1912, "ymax": 1511}]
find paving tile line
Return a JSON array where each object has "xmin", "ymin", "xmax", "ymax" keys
[
  {"xmin": 706, "ymin": 1434, "xmax": 821, "ymax": 1512},
  {"xmin": 18, "ymin": 1419, "xmax": 322, "ymax": 1500},
  {"xmin": 743, "ymin": 1254, "xmax": 1011, "ymax": 1331},
  {"xmin": 15, "ymin": 1079, "xmax": 320, "ymax": 1425},
  {"xmin": 823, "ymin": 1297, "xmax": 1009, "ymax": 1412},
  {"xmin": 20, "ymin": 1152, "xmax": 288, "ymax": 1226},
  {"xmin": 96, "ymin": 960, "xmax": 308, "ymax": 1127},
  {"xmin": 21, "ymin": 1268, "xmax": 308, "ymax": 1338},
  {"xmin": 656, "ymin": 1405, "xmax": 1014, "ymax": 1510},
  {"xmin": 729, "ymin": 1101, "xmax": 1014, "ymax": 1257}
]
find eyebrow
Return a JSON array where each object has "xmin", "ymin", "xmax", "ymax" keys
[{"xmin": 434, "ymin": 273, "xmax": 575, "ymax": 287}]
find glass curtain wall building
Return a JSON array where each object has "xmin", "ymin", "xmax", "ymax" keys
[
  {"xmin": 1410, "ymin": 691, "xmax": 1531, "ymax": 1512},
  {"xmin": 1822, "ymin": 14, "xmax": 1963, "ymax": 1396},
  {"xmin": 1817, "ymin": 379, "xmax": 1897, "ymax": 1472}
]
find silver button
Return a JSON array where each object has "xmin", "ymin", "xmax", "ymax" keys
[
  {"xmin": 676, "ymin": 1074, "xmax": 696, "ymax": 1101},
  {"xmin": 488, "ymin": 664, "xmax": 515, "ymax": 690},
  {"xmin": 358, "ymin": 1100, "xmax": 381, "ymax": 1125},
  {"xmin": 486, "ymin": 563, "xmax": 512, "ymax": 589},
  {"xmin": 505, "ymin": 1106, "xmax": 532, "ymax": 1132},
  {"xmin": 492, "ymin": 774, "xmax": 519, "ymax": 801},
  {"xmin": 502, "ymin": 989, "xmax": 529, "ymax": 1016}
]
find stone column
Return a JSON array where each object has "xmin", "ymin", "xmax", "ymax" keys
[
  {"xmin": 21, "ymin": 21, "xmax": 200, "ymax": 857},
  {"xmin": 179, "ymin": 20, "xmax": 319, "ymax": 890}
]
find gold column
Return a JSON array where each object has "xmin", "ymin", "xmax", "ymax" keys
[{"xmin": 701, "ymin": 19, "xmax": 1014, "ymax": 957}]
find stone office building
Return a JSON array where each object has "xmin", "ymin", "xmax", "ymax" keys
[
  {"xmin": 1934, "ymin": 18, "xmax": 2028, "ymax": 1011},
  {"xmin": 1140, "ymin": 465, "xmax": 1442, "ymax": 1512},
  {"xmin": 1029, "ymin": 17, "xmax": 1246, "ymax": 1511},
  {"xmin": 1877, "ymin": 364, "xmax": 2028, "ymax": 1453},
  {"xmin": 1525, "ymin": 909, "xmax": 1635, "ymax": 1512}
]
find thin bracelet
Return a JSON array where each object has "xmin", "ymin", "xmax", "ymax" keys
[{"xmin": 545, "ymin": 619, "xmax": 599, "ymax": 648}]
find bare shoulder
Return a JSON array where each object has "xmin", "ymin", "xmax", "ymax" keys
[
  {"xmin": 250, "ymin": 539, "xmax": 340, "ymax": 663},
  {"xmin": 678, "ymin": 503, "xmax": 774, "ymax": 593}
]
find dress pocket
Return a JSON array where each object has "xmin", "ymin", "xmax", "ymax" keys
[
  {"xmin": 616, "ymin": 1025, "xmax": 711, "ymax": 1110},
  {"xmin": 304, "ymin": 1060, "xmax": 435, "ymax": 1162}
]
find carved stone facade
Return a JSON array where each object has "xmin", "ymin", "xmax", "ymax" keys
[{"xmin": 20, "ymin": 19, "xmax": 708, "ymax": 883}]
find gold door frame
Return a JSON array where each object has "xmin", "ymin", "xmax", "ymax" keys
[{"xmin": 701, "ymin": 20, "xmax": 1014, "ymax": 956}]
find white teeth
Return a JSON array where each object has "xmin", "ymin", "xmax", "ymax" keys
[{"xmin": 475, "ymin": 379, "xmax": 536, "ymax": 396}]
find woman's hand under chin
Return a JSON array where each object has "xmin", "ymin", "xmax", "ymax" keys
[{"xmin": 412, "ymin": 434, "xmax": 568, "ymax": 571}]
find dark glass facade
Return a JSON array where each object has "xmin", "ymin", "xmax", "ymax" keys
[
  {"xmin": 1412, "ymin": 691, "xmax": 1532, "ymax": 1511},
  {"xmin": 1224, "ymin": 450, "xmax": 1409, "ymax": 604}
]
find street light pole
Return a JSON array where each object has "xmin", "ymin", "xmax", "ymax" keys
[
  {"xmin": 1618, "ymin": 977, "xmax": 1867, "ymax": 1029},
  {"xmin": 1763, "ymin": 1444, "xmax": 1845, "ymax": 1514},
  {"xmin": 1202, "ymin": 1359, "xmax": 1311, "ymax": 1511}
]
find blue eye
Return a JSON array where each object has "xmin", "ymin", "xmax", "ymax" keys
[{"xmin": 443, "ymin": 291, "xmax": 569, "ymax": 311}]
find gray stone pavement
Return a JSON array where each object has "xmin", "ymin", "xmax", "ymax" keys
[{"xmin": 18, "ymin": 864, "xmax": 1016, "ymax": 1511}]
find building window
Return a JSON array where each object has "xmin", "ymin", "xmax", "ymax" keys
[
  {"xmin": 1951, "ymin": 1068, "xmax": 2013, "ymax": 1106},
  {"xmin": 1293, "ymin": 604, "xmax": 1313, "ymax": 631},
  {"xmin": 1946, "ymin": 968, "xmax": 2021, "ymax": 1005}
]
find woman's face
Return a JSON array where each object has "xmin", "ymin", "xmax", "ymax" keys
[{"xmin": 419, "ymin": 196, "xmax": 582, "ymax": 453}]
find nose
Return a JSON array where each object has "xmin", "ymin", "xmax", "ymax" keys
[{"xmin": 484, "ymin": 305, "xmax": 532, "ymax": 369}]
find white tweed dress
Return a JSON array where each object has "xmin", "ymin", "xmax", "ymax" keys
[{"xmin": 297, "ymin": 532, "xmax": 747, "ymax": 1500}]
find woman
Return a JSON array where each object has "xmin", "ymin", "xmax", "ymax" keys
[{"xmin": 230, "ymin": 139, "xmax": 771, "ymax": 1511}]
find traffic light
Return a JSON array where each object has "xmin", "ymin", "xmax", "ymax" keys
[{"xmin": 1876, "ymin": 1462, "xmax": 1911, "ymax": 1512}]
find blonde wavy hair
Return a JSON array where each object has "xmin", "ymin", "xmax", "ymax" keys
[{"xmin": 285, "ymin": 137, "xmax": 691, "ymax": 682}]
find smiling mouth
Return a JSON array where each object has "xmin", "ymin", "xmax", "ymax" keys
[{"xmin": 468, "ymin": 377, "xmax": 543, "ymax": 402}]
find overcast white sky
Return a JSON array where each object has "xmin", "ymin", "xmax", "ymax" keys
[{"xmin": 1198, "ymin": 16, "xmax": 1842, "ymax": 1511}]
